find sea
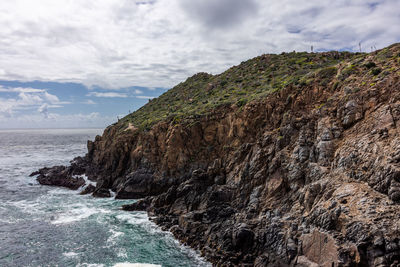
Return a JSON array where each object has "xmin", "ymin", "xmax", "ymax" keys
[{"xmin": 0, "ymin": 128, "xmax": 210, "ymax": 267}]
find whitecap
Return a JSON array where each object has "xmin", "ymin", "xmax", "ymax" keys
[
  {"xmin": 113, "ymin": 263, "xmax": 161, "ymax": 267},
  {"xmin": 116, "ymin": 212, "xmax": 152, "ymax": 225},
  {"xmin": 107, "ymin": 229, "xmax": 124, "ymax": 245},
  {"xmin": 7, "ymin": 199, "xmax": 44, "ymax": 215},
  {"xmin": 51, "ymin": 204, "xmax": 110, "ymax": 224},
  {"xmin": 63, "ymin": 251, "xmax": 79, "ymax": 258},
  {"xmin": 116, "ymin": 248, "xmax": 128, "ymax": 258},
  {"xmin": 115, "ymin": 213, "xmax": 164, "ymax": 234},
  {"xmin": 76, "ymin": 264, "xmax": 105, "ymax": 267}
]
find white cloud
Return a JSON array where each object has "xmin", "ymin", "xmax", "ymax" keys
[
  {"xmin": 0, "ymin": 85, "xmax": 69, "ymax": 117},
  {"xmin": 0, "ymin": 0, "xmax": 398, "ymax": 90},
  {"xmin": 87, "ymin": 92, "xmax": 128, "ymax": 98},
  {"xmin": 134, "ymin": 89, "xmax": 143, "ymax": 94},
  {"xmin": 0, "ymin": 86, "xmax": 45, "ymax": 93},
  {"xmin": 136, "ymin": 95, "xmax": 154, "ymax": 99},
  {"xmin": 43, "ymin": 91, "xmax": 60, "ymax": 103},
  {"xmin": 83, "ymin": 99, "xmax": 96, "ymax": 105},
  {"xmin": 38, "ymin": 103, "xmax": 49, "ymax": 118}
]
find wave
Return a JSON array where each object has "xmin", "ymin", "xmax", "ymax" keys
[
  {"xmin": 51, "ymin": 203, "xmax": 110, "ymax": 224},
  {"xmin": 113, "ymin": 263, "xmax": 162, "ymax": 267}
]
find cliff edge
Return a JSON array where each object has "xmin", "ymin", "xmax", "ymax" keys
[{"xmin": 33, "ymin": 43, "xmax": 400, "ymax": 266}]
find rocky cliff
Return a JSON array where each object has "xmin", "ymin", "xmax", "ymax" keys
[{"xmin": 33, "ymin": 43, "xmax": 400, "ymax": 266}]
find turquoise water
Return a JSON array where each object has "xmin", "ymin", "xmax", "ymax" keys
[{"xmin": 0, "ymin": 129, "xmax": 210, "ymax": 267}]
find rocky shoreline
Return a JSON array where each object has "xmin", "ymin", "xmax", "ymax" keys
[{"xmin": 32, "ymin": 44, "xmax": 400, "ymax": 266}]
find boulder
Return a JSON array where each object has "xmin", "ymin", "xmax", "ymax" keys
[{"xmin": 32, "ymin": 166, "xmax": 85, "ymax": 190}]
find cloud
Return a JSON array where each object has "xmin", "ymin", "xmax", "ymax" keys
[
  {"xmin": 87, "ymin": 92, "xmax": 128, "ymax": 98},
  {"xmin": 0, "ymin": 85, "xmax": 69, "ymax": 117},
  {"xmin": 134, "ymin": 89, "xmax": 143, "ymax": 94},
  {"xmin": 0, "ymin": 87, "xmax": 45, "ymax": 93},
  {"xmin": 38, "ymin": 103, "xmax": 49, "ymax": 118},
  {"xmin": 83, "ymin": 99, "xmax": 96, "ymax": 105},
  {"xmin": 179, "ymin": 0, "xmax": 258, "ymax": 29},
  {"xmin": 43, "ymin": 91, "xmax": 60, "ymax": 103},
  {"xmin": 136, "ymin": 95, "xmax": 154, "ymax": 99},
  {"xmin": 0, "ymin": 0, "xmax": 398, "ymax": 90}
]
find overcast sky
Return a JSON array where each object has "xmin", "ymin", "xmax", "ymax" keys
[{"xmin": 0, "ymin": 0, "xmax": 399, "ymax": 128}]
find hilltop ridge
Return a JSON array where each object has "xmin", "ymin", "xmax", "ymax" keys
[{"xmin": 118, "ymin": 49, "xmax": 359, "ymax": 131}]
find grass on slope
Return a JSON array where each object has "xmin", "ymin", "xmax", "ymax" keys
[{"xmin": 116, "ymin": 48, "xmax": 392, "ymax": 132}]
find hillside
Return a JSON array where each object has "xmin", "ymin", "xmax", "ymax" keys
[
  {"xmin": 34, "ymin": 43, "xmax": 400, "ymax": 266},
  {"xmin": 118, "ymin": 50, "xmax": 359, "ymax": 131}
]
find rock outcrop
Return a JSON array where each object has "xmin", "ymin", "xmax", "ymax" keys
[
  {"xmin": 33, "ymin": 44, "xmax": 400, "ymax": 266},
  {"xmin": 31, "ymin": 165, "xmax": 85, "ymax": 190}
]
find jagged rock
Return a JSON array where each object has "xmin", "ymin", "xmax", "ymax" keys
[
  {"xmin": 389, "ymin": 180, "xmax": 400, "ymax": 202},
  {"xmin": 300, "ymin": 230, "xmax": 340, "ymax": 267},
  {"xmin": 92, "ymin": 188, "xmax": 111, "ymax": 198},
  {"xmin": 340, "ymin": 100, "xmax": 363, "ymax": 128},
  {"xmin": 115, "ymin": 169, "xmax": 162, "ymax": 199},
  {"xmin": 32, "ymin": 166, "xmax": 85, "ymax": 190},
  {"xmin": 232, "ymin": 224, "xmax": 254, "ymax": 252},
  {"xmin": 122, "ymin": 198, "xmax": 151, "ymax": 211},
  {"xmin": 79, "ymin": 184, "xmax": 96, "ymax": 195}
]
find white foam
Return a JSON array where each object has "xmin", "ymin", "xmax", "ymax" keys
[
  {"xmin": 116, "ymin": 248, "xmax": 128, "ymax": 258},
  {"xmin": 107, "ymin": 229, "xmax": 124, "ymax": 245},
  {"xmin": 116, "ymin": 213, "xmax": 151, "ymax": 225},
  {"xmin": 63, "ymin": 251, "xmax": 79, "ymax": 258},
  {"xmin": 8, "ymin": 199, "xmax": 44, "ymax": 215},
  {"xmin": 75, "ymin": 174, "xmax": 97, "ymax": 187},
  {"xmin": 0, "ymin": 217, "xmax": 22, "ymax": 224},
  {"xmin": 76, "ymin": 264, "xmax": 104, "ymax": 267},
  {"xmin": 113, "ymin": 263, "xmax": 161, "ymax": 267},
  {"xmin": 115, "ymin": 213, "xmax": 165, "ymax": 235},
  {"xmin": 51, "ymin": 204, "xmax": 110, "ymax": 224}
]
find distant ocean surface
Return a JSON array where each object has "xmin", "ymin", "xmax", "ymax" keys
[{"xmin": 0, "ymin": 128, "xmax": 210, "ymax": 267}]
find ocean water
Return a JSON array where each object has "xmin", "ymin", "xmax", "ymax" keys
[{"xmin": 0, "ymin": 129, "xmax": 210, "ymax": 267}]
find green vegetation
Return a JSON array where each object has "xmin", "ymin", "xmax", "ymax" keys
[
  {"xmin": 364, "ymin": 61, "xmax": 376, "ymax": 69},
  {"xmin": 370, "ymin": 67, "xmax": 382, "ymax": 76},
  {"xmin": 117, "ymin": 50, "xmax": 364, "ymax": 131},
  {"xmin": 339, "ymin": 64, "xmax": 358, "ymax": 80}
]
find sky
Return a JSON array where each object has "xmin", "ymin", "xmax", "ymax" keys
[{"xmin": 0, "ymin": 0, "xmax": 399, "ymax": 128}]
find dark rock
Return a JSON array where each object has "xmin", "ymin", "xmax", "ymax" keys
[
  {"xmin": 92, "ymin": 188, "xmax": 111, "ymax": 198},
  {"xmin": 115, "ymin": 169, "xmax": 165, "ymax": 199},
  {"xmin": 233, "ymin": 224, "xmax": 254, "ymax": 252},
  {"xmin": 122, "ymin": 198, "xmax": 151, "ymax": 211},
  {"xmin": 34, "ymin": 166, "xmax": 85, "ymax": 190},
  {"xmin": 80, "ymin": 184, "xmax": 96, "ymax": 195}
]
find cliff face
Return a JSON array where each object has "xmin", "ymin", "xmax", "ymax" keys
[{"xmin": 34, "ymin": 44, "xmax": 400, "ymax": 266}]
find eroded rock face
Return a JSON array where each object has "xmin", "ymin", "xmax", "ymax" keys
[
  {"xmin": 114, "ymin": 168, "xmax": 169, "ymax": 199},
  {"xmin": 300, "ymin": 230, "xmax": 340, "ymax": 267},
  {"xmin": 33, "ymin": 45, "xmax": 400, "ymax": 266}
]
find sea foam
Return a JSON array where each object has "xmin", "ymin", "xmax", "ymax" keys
[{"xmin": 113, "ymin": 263, "xmax": 161, "ymax": 267}]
